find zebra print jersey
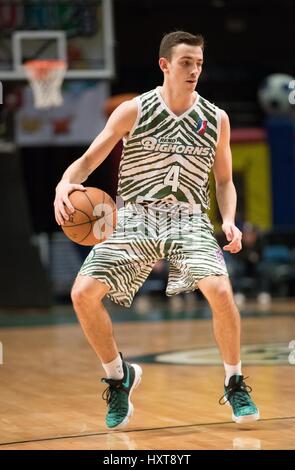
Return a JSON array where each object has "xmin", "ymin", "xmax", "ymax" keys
[{"xmin": 117, "ymin": 86, "xmax": 221, "ymax": 211}]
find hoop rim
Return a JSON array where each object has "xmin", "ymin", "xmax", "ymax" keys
[
  {"xmin": 24, "ymin": 59, "xmax": 66, "ymax": 70},
  {"xmin": 24, "ymin": 59, "xmax": 67, "ymax": 81}
]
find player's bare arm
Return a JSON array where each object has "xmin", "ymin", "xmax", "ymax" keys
[
  {"xmin": 54, "ymin": 99, "xmax": 138, "ymax": 225},
  {"xmin": 213, "ymin": 110, "xmax": 242, "ymax": 254}
]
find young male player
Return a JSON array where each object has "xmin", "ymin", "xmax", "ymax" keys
[{"xmin": 54, "ymin": 31, "xmax": 259, "ymax": 429}]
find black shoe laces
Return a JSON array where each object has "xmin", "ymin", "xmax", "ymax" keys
[
  {"xmin": 101, "ymin": 378, "xmax": 126, "ymax": 414},
  {"xmin": 219, "ymin": 376, "xmax": 253, "ymax": 406}
]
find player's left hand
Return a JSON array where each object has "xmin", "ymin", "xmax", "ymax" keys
[{"xmin": 222, "ymin": 222, "xmax": 242, "ymax": 253}]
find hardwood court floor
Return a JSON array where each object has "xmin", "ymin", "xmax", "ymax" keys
[{"xmin": 0, "ymin": 299, "xmax": 294, "ymax": 450}]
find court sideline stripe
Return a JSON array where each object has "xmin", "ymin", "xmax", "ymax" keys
[{"xmin": 0, "ymin": 416, "xmax": 294, "ymax": 447}]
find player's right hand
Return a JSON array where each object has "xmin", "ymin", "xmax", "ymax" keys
[{"xmin": 54, "ymin": 182, "xmax": 86, "ymax": 226}]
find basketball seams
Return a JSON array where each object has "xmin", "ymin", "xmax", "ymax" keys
[
  {"xmin": 63, "ymin": 219, "xmax": 101, "ymax": 228},
  {"xmin": 84, "ymin": 187, "xmax": 115, "ymax": 218},
  {"xmin": 62, "ymin": 207, "xmax": 91, "ymax": 225},
  {"xmin": 77, "ymin": 222, "xmax": 95, "ymax": 244},
  {"xmin": 83, "ymin": 189, "xmax": 95, "ymax": 211},
  {"xmin": 61, "ymin": 187, "xmax": 117, "ymax": 245},
  {"xmin": 62, "ymin": 206, "xmax": 93, "ymax": 244}
]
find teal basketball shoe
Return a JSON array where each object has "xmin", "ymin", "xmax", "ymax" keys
[
  {"xmin": 101, "ymin": 355, "xmax": 142, "ymax": 429},
  {"xmin": 220, "ymin": 375, "xmax": 260, "ymax": 423}
]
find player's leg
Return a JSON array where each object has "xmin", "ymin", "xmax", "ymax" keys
[
  {"xmin": 71, "ymin": 274, "xmax": 142, "ymax": 430},
  {"xmin": 71, "ymin": 201, "xmax": 161, "ymax": 429},
  {"xmin": 198, "ymin": 275, "xmax": 259, "ymax": 423},
  {"xmin": 198, "ymin": 275, "xmax": 240, "ymax": 365},
  {"xmin": 71, "ymin": 274, "xmax": 116, "ymax": 364},
  {"xmin": 167, "ymin": 212, "xmax": 259, "ymax": 423}
]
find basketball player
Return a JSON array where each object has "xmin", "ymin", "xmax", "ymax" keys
[{"xmin": 54, "ymin": 31, "xmax": 259, "ymax": 429}]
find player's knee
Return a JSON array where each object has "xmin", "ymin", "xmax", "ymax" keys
[
  {"xmin": 71, "ymin": 278, "xmax": 108, "ymax": 309},
  {"xmin": 214, "ymin": 279, "xmax": 233, "ymax": 303},
  {"xmin": 71, "ymin": 285, "xmax": 88, "ymax": 309},
  {"xmin": 201, "ymin": 276, "xmax": 233, "ymax": 303}
]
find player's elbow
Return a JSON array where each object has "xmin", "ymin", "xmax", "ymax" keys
[{"xmin": 215, "ymin": 179, "xmax": 235, "ymax": 193}]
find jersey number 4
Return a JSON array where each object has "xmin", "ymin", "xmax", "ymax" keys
[{"xmin": 163, "ymin": 165, "xmax": 180, "ymax": 192}]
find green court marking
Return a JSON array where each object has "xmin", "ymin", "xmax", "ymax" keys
[{"xmin": 128, "ymin": 341, "xmax": 294, "ymax": 366}]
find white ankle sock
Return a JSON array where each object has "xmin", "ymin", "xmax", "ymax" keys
[
  {"xmin": 102, "ymin": 355, "xmax": 124, "ymax": 380},
  {"xmin": 224, "ymin": 361, "xmax": 242, "ymax": 386}
]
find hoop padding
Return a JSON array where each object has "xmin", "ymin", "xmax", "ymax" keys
[{"xmin": 24, "ymin": 60, "xmax": 67, "ymax": 109}]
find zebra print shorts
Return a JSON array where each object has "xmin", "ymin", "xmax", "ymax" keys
[{"xmin": 79, "ymin": 201, "xmax": 228, "ymax": 307}]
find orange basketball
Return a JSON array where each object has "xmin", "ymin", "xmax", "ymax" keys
[{"xmin": 61, "ymin": 187, "xmax": 117, "ymax": 246}]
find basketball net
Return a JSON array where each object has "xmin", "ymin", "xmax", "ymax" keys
[{"xmin": 24, "ymin": 60, "xmax": 67, "ymax": 109}]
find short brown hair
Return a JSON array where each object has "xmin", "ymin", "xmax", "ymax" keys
[{"xmin": 159, "ymin": 31, "xmax": 204, "ymax": 60}]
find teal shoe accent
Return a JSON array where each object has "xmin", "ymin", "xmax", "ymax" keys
[
  {"xmin": 219, "ymin": 375, "xmax": 260, "ymax": 423},
  {"xmin": 101, "ymin": 354, "xmax": 142, "ymax": 429}
]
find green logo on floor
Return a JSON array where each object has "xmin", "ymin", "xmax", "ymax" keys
[{"xmin": 130, "ymin": 342, "xmax": 294, "ymax": 365}]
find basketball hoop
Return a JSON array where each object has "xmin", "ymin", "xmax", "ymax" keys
[{"xmin": 24, "ymin": 60, "xmax": 67, "ymax": 109}]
